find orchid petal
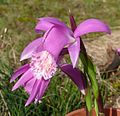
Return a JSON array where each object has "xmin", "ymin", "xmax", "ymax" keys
[
  {"xmin": 24, "ymin": 78, "xmax": 36, "ymax": 94},
  {"xmin": 43, "ymin": 27, "xmax": 71, "ymax": 60},
  {"xmin": 39, "ymin": 17, "xmax": 67, "ymax": 27},
  {"xmin": 12, "ymin": 69, "xmax": 33, "ymax": 91},
  {"xmin": 25, "ymin": 79, "xmax": 40, "ymax": 106},
  {"xmin": 36, "ymin": 78, "xmax": 50, "ymax": 103},
  {"xmin": 74, "ymin": 19, "xmax": 111, "ymax": 38},
  {"xmin": 35, "ymin": 17, "xmax": 67, "ymax": 33},
  {"xmin": 35, "ymin": 20, "xmax": 54, "ymax": 33},
  {"xmin": 24, "ymin": 77, "xmax": 50, "ymax": 104},
  {"xmin": 68, "ymin": 37, "xmax": 80, "ymax": 68},
  {"xmin": 10, "ymin": 64, "xmax": 30, "ymax": 83},
  {"xmin": 20, "ymin": 37, "xmax": 43, "ymax": 61},
  {"xmin": 60, "ymin": 64, "xmax": 87, "ymax": 95}
]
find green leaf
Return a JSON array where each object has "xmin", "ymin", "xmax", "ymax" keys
[
  {"xmin": 80, "ymin": 52, "xmax": 98, "ymax": 98},
  {"xmin": 87, "ymin": 57, "xmax": 98, "ymax": 98},
  {"xmin": 85, "ymin": 88, "xmax": 92, "ymax": 113},
  {"xmin": 94, "ymin": 98, "xmax": 99, "ymax": 116}
]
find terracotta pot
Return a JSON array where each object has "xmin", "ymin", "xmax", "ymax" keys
[{"xmin": 66, "ymin": 107, "xmax": 120, "ymax": 116}]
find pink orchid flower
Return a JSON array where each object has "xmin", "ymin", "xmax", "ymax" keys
[{"xmin": 10, "ymin": 17, "xmax": 110, "ymax": 106}]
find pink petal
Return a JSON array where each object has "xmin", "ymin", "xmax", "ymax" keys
[
  {"xmin": 20, "ymin": 37, "xmax": 43, "ymax": 61},
  {"xmin": 40, "ymin": 17, "xmax": 66, "ymax": 27},
  {"xmin": 24, "ymin": 77, "xmax": 50, "ymax": 104},
  {"xmin": 10, "ymin": 64, "xmax": 29, "ymax": 83},
  {"xmin": 60, "ymin": 64, "xmax": 87, "ymax": 95},
  {"xmin": 74, "ymin": 19, "xmax": 111, "ymax": 38},
  {"xmin": 25, "ymin": 79, "xmax": 40, "ymax": 106},
  {"xmin": 69, "ymin": 15, "xmax": 80, "ymax": 68},
  {"xmin": 12, "ymin": 69, "xmax": 33, "ymax": 91},
  {"xmin": 24, "ymin": 78, "xmax": 36, "ymax": 94},
  {"xmin": 35, "ymin": 20, "xmax": 54, "ymax": 33},
  {"xmin": 35, "ymin": 17, "xmax": 67, "ymax": 33},
  {"xmin": 36, "ymin": 78, "xmax": 50, "ymax": 102},
  {"xmin": 43, "ymin": 26, "xmax": 72, "ymax": 60},
  {"xmin": 68, "ymin": 37, "xmax": 80, "ymax": 68}
]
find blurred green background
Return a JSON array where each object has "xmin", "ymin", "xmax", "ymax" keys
[{"xmin": 0, "ymin": 0, "xmax": 120, "ymax": 116}]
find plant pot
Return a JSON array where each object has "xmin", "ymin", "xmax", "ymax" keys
[{"xmin": 66, "ymin": 107, "xmax": 120, "ymax": 116}]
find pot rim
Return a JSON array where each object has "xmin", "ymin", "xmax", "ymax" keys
[{"xmin": 66, "ymin": 107, "xmax": 120, "ymax": 116}]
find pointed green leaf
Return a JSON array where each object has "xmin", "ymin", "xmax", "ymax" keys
[
  {"xmin": 80, "ymin": 52, "xmax": 98, "ymax": 98},
  {"xmin": 94, "ymin": 98, "xmax": 99, "ymax": 116},
  {"xmin": 87, "ymin": 57, "xmax": 98, "ymax": 98},
  {"xmin": 85, "ymin": 88, "xmax": 92, "ymax": 113}
]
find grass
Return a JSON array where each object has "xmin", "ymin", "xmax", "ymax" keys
[{"xmin": 0, "ymin": 0, "xmax": 120, "ymax": 115}]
